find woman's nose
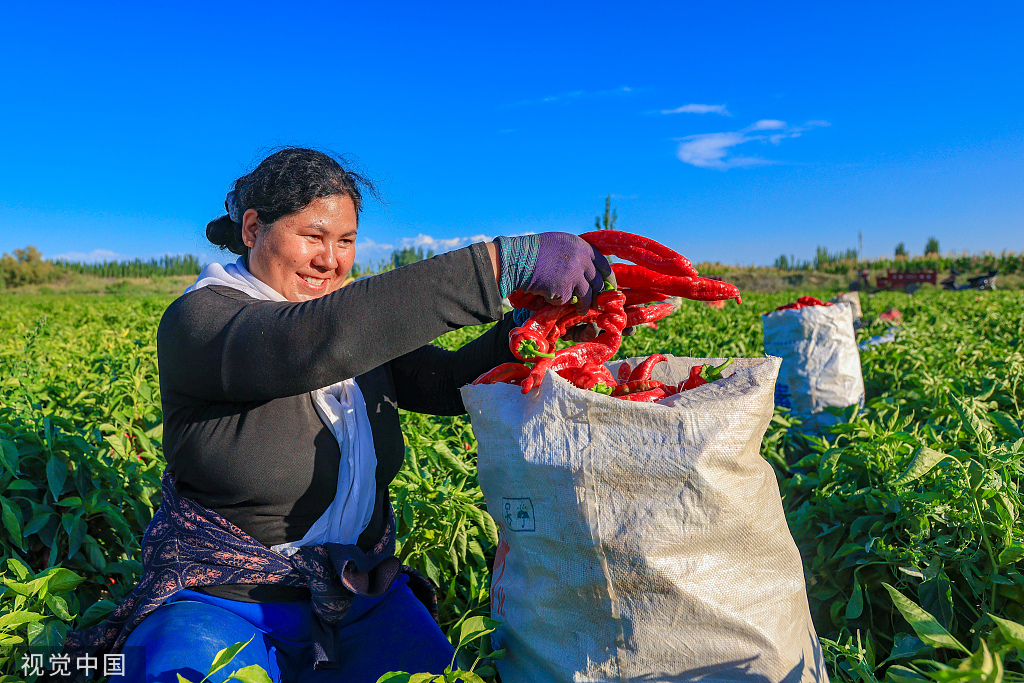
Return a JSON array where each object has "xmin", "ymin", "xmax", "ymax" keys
[{"xmin": 313, "ymin": 243, "xmax": 337, "ymax": 269}]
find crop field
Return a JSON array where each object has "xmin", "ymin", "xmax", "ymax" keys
[{"xmin": 1, "ymin": 288, "xmax": 1022, "ymax": 682}]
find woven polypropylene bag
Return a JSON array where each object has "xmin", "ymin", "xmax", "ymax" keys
[
  {"xmin": 762, "ymin": 303, "xmax": 865, "ymax": 435},
  {"xmin": 461, "ymin": 356, "xmax": 828, "ymax": 683}
]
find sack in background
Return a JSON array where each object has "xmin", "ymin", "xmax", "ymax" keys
[
  {"xmin": 829, "ymin": 291, "xmax": 862, "ymax": 322},
  {"xmin": 461, "ymin": 356, "xmax": 828, "ymax": 683},
  {"xmin": 763, "ymin": 303, "xmax": 865, "ymax": 434}
]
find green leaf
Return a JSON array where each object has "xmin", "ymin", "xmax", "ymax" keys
[
  {"xmin": 28, "ymin": 619, "xmax": 67, "ymax": 651},
  {"xmin": 0, "ymin": 497, "xmax": 23, "ymax": 549},
  {"xmin": 846, "ymin": 578, "xmax": 864, "ymax": 619},
  {"xmin": 990, "ymin": 411, "xmax": 1024, "ymax": 439},
  {"xmin": 225, "ymin": 664, "xmax": 275, "ymax": 683},
  {"xmin": 41, "ymin": 567, "xmax": 84, "ymax": 594},
  {"xmin": 951, "ymin": 394, "xmax": 991, "ymax": 441},
  {"xmin": 44, "ymin": 594, "xmax": 73, "ymax": 620},
  {"xmin": 883, "ymin": 583, "xmax": 969, "ymax": 653},
  {"xmin": 46, "ymin": 455, "xmax": 67, "ymax": 500},
  {"xmin": 990, "ymin": 614, "xmax": 1024, "ymax": 651},
  {"xmin": 23, "ymin": 511, "xmax": 54, "ymax": 537},
  {"xmin": 178, "ymin": 674, "xmax": 196, "ymax": 683},
  {"xmin": 456, "ymin": 615, "xmax": 500, "ymax": 652},
  {"xmin": 206, "ymin": 637, "xmax": 254, "ymax": 678},
  {"xmin": 885, "ymin": 664, "xmax": 929, "ymax": 682},
  {"xmin": 999, "ymin": 542, "xmax": 1024, "ymax": 566},
  {"xmin": 375, "ymin": 674, "xmax": 412, "ymax": 683},
  {"xmin": 0, "ymin": 611, "xmax": 45, "ymax": 630},
  {"xmin": 0, "ymin": 439, "xmax": 18, "ymax": 475},
  {"xmin": 891, "ymin": 447, "xmax": 949, "ymax": 486},
  {"xmin": 453, "ymin": 672, "xmax": 486, "ymax": 683},
  {"xmin": 80, "ymin": 599, "xmax": 117, "ymax": 627},
  {"xmin": 6, "ymin": 558, "xmax": 30, "ymax": 581},
  {"xmin": 883, "ymin": 634, "xmax": 932, "ymax": 663},
  {"xmin": 408, "ymin": 674, "xmax": 437, "ymax": 683}
]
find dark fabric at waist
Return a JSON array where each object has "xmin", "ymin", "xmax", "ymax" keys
[{"xmin": 195, "ymin": 583, "xmax": 312, "ymax": 603}]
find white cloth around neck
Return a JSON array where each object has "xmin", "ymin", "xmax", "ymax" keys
[{"xmin": 187, "ymin": 258, "xmax": 377, "ymax": 554}]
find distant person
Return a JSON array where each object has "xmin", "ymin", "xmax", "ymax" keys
[{"xmin": 62, "ymin": 146, "xmax": 611, "ymax": 682}]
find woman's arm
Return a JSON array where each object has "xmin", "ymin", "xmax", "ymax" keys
[
  {"xmin": 158, "ymin": 243, "xmax": 505, "ymax": 403},
  {"xmin": 389, "ymin": 313, "xmax": 519, "ymax": 416}
]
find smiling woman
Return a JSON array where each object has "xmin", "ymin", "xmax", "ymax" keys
[{"xmin": 61, "ymin": 146, "xmax": 614, "ymax": 683}]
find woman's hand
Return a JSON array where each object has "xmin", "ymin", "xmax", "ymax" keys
[{"xmin": 495, "ymin": 233, "xmax": 613, "ymax": 315}]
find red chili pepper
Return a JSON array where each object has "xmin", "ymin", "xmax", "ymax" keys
[
  {"xmin": 616, "ymin": 362, "xmax": 632, "ymax": 382},
  {"xmin": 472, "ymin": 362, "xmax": 532, "ymax": 385},
  {"xmin": 559, "ymin": 364, "xmax": 617, "ymax": 391},
  {"xmin": 507, "ymin": 290, "xmax": 547, "ymax": 310},
  {"xmin": 679, "ymin": 358, "xmax": 735, "ymax": 391},
  {"xmin": 771, "ymin": 296, "xmax": 834, "ymax": 312},
  {"xmin": 611, "ymin": 379, "xmax": 665, "ymax": 396},
  {"xmin": 618, "ymin": 386, "xmax": 673, "ymax": 402},
  {"xmin": 628, "ymin": 354, "xmax": 667, "ymax": 382},
  {"xmin": 579, "ymin": 231, "xmax": 698, "ymax": 277},
  {"xmin": 624, "ymin": 303, "xmax": 675, "ymax": 328},
  {"xmin": 509, "ymin": 303, "xmax": 572, "ymax": 359},
  {"xmin": 622, "ymin": 289, "xmax": 671, "ymax": 307},
  {"xmin": 612, "ymin": 264, "xmax": 741, "ymax": 304}
]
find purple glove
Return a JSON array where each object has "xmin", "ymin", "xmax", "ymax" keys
[{"xmin": 496, "ymin": 233, "xmax": 612, "ymax": 314}]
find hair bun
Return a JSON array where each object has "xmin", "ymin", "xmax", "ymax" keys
[{"xmin": 206, "ymin": 215, "xmax": 247, "ymax": 256}]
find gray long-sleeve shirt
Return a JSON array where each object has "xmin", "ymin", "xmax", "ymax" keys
[{"xmin": 156, "ymin": 243, "xmax": 516, "ymax": 601}]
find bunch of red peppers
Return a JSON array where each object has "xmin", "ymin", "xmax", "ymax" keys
[
  {"xmin": 472, "ymin": 231, "xmax": 742, "ymax": 403},
  {"xmin": 770, "ymin": 296, "xmax": 834, "ymax": 313}
]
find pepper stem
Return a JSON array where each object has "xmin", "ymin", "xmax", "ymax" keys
[
  {"xmin": 517, "ymin": 338, "xmax": 555, "ymax": 359},
  {"xmin": 701, "ymin": 358, "xmax": 735, "ymax": 382}
]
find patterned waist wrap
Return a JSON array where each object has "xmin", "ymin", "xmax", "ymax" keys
[{"xmin": 60, "ymin": 471, "xmax": 437, "ymax": 676}]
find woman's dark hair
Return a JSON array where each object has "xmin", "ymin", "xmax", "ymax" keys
[{"xmin": 206, "ymin": 147, "xmax": 375, "ymax": 256}]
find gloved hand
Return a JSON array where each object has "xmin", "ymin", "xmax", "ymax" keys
[{"xmin": 495, "ymin": 233, "xmax": 613, "ymax": 314}]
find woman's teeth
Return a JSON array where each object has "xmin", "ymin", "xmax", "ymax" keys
[{"xmin": 302, "ymin": 276, "xmax": 326, "ymax": 286}]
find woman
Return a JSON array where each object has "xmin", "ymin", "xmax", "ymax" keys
[{"xmin": 70, "ymin": 147, "xmax": 610, "ymax": 682}]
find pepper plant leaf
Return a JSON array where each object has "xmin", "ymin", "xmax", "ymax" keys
[
  {"xmin": 989, "ymin": 411, "xmax": 1024, "ymax": 440},
  {"xmin": 206, "ymin": 637, "xmax": 254, "ymax": 678},
  {"xmin": 225, "ymin": 664, "xmax": 274, "ymax": 683},
  {"xmin": 989, "ymin": 615, "xmax": 1024, "ymax": 651},
  {"xmin": 891, "ymin": 447, "xmax": 949, "ymax": 487},
  {"xmin": 882, "ymin": 583, "xmax": 969, "ymax": 653}
]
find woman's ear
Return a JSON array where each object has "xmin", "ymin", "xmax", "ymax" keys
[{"xmin": 241, "ymin": 209, "xmax": 261, "ymax": 248}]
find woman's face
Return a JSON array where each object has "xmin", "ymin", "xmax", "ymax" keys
[{"xmin": 242, "ymin": 194, "xmax": 358, "ymax": 302}]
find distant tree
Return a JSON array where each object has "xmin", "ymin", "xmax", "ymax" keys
[
  {"xmin": 924, "ymin": 237, "xmax": 940, "ymax": 255},
  {"xmin": 594, "ymin": 195, "xmax": 617, "ymax": 231},
  {"xmin": 390, "ymin": 246, "xmax": 434, "ymax": 269},
  {"xmin": 0, "ymin": 246, "xmax": 57, "ymax": 288},
  {"xmin": 894, "ymin": 242, "xmax": 907, "ymax": 257}
]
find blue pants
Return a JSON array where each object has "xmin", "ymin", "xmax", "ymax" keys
[{"xmin": 111, "ymin": 576, "xmax": 454, "ymax": 683}]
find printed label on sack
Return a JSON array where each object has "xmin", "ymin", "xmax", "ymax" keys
[
  {"xmin": 502, "ymin": 497, "xmax": 535, "ymax": 532},
  {"xmin": 774, "ymin": 383, "xmax": 792, "ymax": 409}
]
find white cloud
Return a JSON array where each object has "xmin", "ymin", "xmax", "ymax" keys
[
  {"xmin": 675, "ymin": 119, "xmax": 830, "ymax": 170},
  {"xmin": 748, "ymin": 119, "xmax": 787, "ymax": 130},
  {"xmin": 51, "ymin": 248, "xmax": 126, "ymax": 263},
  {"xmin": 398, "ymin": 233, "xmax": 493, "ymax": 253},
  {"xmin": 660, "ymin": 103, "xmax": 731, "ymax": 116},
  {"xmin": 676, "ymin": 132, "xmax": 772, "ymax": 170}
]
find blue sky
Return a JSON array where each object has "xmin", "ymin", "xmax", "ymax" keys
[{"xmin": 1, "ymin": 1, "xmax": 1021, "ymax": 267}]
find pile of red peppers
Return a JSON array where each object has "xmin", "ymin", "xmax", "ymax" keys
[
  {"xmin": 770, "ymin": 296, "xmax": 834, "ymax": 313},
  {"xmin": 472, "ymin": 231, "xmax": 742, "ymax": 403}
]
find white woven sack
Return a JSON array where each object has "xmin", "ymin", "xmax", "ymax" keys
[
  {"xmin": 461, "ymin": 356, "xmax": 828, "ymax": 683},
  {"xmin": 762, "ymin": 303, "xmax": 865, "ymax": 435}
]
